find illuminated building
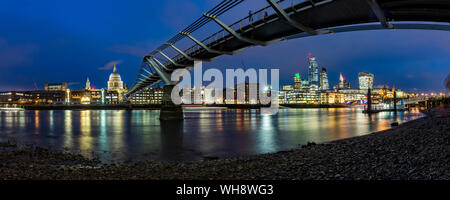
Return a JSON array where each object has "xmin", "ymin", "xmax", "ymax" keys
[
  {"xmin": 69, "ymin": 90, "xmax": 91, "ymax": 104},
  {"xmin": 294, "ymin": 73, "xmax": 301, "ymax": 91},
  {"xmin": 0, "ymin": 90, "xmax": 64, "ymax": 105},
  {"xmin": 320, "ymin": 68, "xmax": 329, "ymax": 90},
  {"xmin": 105, "ymin": 90, "xmax": 120, "ymax": 104},
  {"xmin": 107, "ymin": 64, "xmax": 128, "ymax": 100},
  {"xmin": 335, "ymin": 73, "xmax": 350, "ymax": 89},
  {"xmin": 44, "ymin": 82, "xmax": 68, "ymax": 91},
  {"xmin": 338, "ymin": 89, "xmax": 365, "ymax": 102},
  {"xmin": 283, "ymin": 85, "xmax": 294, "ymax": 91},
  {"xmin": 284, "ymin": 90, "xmax": 319, "ymax": 104},
  {"xmin": 307, "ymin": 55, "xmax": 319, "ymax": 90},
  {"xmin": 0, "ymin": 91, "xmax": 26, "ymax": 104},
  {"xmin": 108, "ymin": 64, "xmax": 123, "ymax": 90},
  {"xmin": 358, "ymin": 72, "xmax": 374, "ymax": 90},
  {"xmin": 68, "ymin": 78, "xmax": 102, "ymax": 104},
  {"xmin": 301, "ymin": 79, "xmax": 310, "ymax": 90},
  {"xmin": 131, "ymin": 87, "xmax": 163, "ymax": 104},
  {"xmin": 27, "ymin": 91, "xmax": 66, "ymax": 104},
  {"xmin": 320, "ymin": 92, "xmax": 345, "ymax": 104},
  {"xmin": 85, "ymin": 77, "xmax": 91, "ymax": 90},
  {"xmin": 66, "ymin": 89, "xmax": 70, "ymax": 104}
]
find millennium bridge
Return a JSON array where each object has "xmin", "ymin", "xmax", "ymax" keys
[{"xmin": 124, "ymin": 0, "xmax": 450, "ymax": 120}]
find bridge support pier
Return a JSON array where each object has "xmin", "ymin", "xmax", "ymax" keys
[{"xmin": 160, "ymin": 85, "xmax": 184, "ymax": 121}]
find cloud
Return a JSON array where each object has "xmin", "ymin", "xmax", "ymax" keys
[
  {"xmin": 107, "ymin": 45, "xmax": 148, "ymax": 57},
  {"xmin": 98, "ymin": 60, "xmax": 122, "ymax": 70},
  {"xmin": 0, "ymin": 38, "xmax": 39, "ymax": 68},
  {"xmin": 406, "ymin": 74, "xmax": 415, "ymax": 78}
]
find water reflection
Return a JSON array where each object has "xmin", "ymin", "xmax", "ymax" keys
[
  {"xmin": 64, "ymin": 110, "xmax": 73, "ymax": 149},
  {"xmin": 0, "ymin": 108, "xmax": 424, "ymax": 163},
  {"xmin": 160, "ymin": 121, "xmax": 184, "ymax": 161},
  {"xmin": 34, "ymin": 110, "xmax": 39, "ymax": 132}
]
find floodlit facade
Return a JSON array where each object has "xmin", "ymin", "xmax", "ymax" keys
[
  {"xmin": 320, "ymin": 92, "xmax": 345, "ymax": 104},
  {"xmin": 107, "ymin": 65, "xmax": 124, "ymax": 90},
  {"xmin": 44, "ymin": 82, "xmax": 68, "ymax": 91},
  {"xmin": 358, "ymin": 72, "xmax": 374, "ymax": 90},
  {"xmin": 294, "ymin": 73, "xmax": 301, "ymax": 91},
  {"xmin": 320, "ymin": 68, "xmax": 329, "ymax": 90},
  {"xmin": 283, "ymin": 85, "xmax": 294, "ymax": 91},
  {"xmin": 131, "ymin": 87, "xmax": 163, "ymax": 104},
  {"xmin": 107, "ymin": 64, "xmax": 128, "ymax": 101},
  {"xmin": 284, "ymin": 90, "xmax": 319, "ymax": 104}
]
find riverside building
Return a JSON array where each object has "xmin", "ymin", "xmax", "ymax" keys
[{"xmin": 358, "ymin": 72, "xmax": 374, "ymax": 90}]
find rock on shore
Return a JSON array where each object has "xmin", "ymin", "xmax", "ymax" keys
[{"xmin": 0, "ymin": 107, "xmax": 449, "ymax": 180}]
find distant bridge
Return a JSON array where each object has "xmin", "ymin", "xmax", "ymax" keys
[
  {"xmin": 126, "ymin": 0, "xmax": 450, "ymax": 97},
  {"xmin": 403, "ymin": 96, "xmax": 429, "ymax": 105}
]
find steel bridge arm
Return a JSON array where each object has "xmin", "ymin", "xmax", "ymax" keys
[
  {"xmin": 142, "ymin": 67, "xmax": 154, "ymax": 76},
  {"xmin": 165, "ymin": 43, "xmax": 195, "ymax": 61},
  {"xmin": 180, "ymin": 32, "xmax": 233, "ymax": 55},
  {"xmin": 145, "ymin": 57, "xmax": 172, "ymax": 85},
  {"xmin": 366, "ymin": 0, "xmax": 393, "ymax": 29},
  {"xmin": 266, "ymin": 0, "xmax": 318, "ymax": 35},
  {"xmin": 204, "ymin": 13, "xmax": 267, "ymax": 46},
  {"xmin": 155, "ymin": 50, "xmax": 187, "ymax": 67},
  {"xmin": 152, "ymin": 57, "xmax": 171, "ymax": 72}
]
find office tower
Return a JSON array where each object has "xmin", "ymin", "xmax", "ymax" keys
[
  {"xmin": 358, "ymin": 72, "xmax": 374, "ymax": 90},
  {"xmin": 308, "ymin": 56, "xmax": 319, "ymax": 90},
  {"xmin": 320, "ymin": 68, "xmax": 329, "ymax": 90},
  {"xmin": 294, "ymin": 73, "xmax": 301, "ymax": 91}
]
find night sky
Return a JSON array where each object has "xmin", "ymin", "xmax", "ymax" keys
[{"xmin": 0, "ymin": 0, "xmax": 449, "ymax": 93}]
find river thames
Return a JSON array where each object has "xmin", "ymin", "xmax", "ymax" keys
[{"xmin": 0, "ymin": 108, "xmax": 424, "ymax": 163}]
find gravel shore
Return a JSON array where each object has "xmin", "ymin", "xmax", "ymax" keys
[{"xmin": 1, "ymin": 107, "xmax": 449, "ymax": 180}]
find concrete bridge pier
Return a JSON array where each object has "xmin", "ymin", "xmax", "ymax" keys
[
  {"xmin": 160, "ymin": 85, "xmax": 184, "ymax": 121},
  {"xmin": 143, "ymin": 57, "xmax": 185, "ymax": 120}
]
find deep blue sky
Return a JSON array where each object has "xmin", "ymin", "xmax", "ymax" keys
[{"xmin": 0, "ymin": 0, "xmax": 449, "ymax": 93}]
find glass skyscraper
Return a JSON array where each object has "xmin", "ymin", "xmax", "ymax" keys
[
  {"xmin": 308, "ymin": 56, "xmax": 319, "ymax": 90},
  {"xmin": 320, "ymin": 68, "xmax": 329, "ymax": 90}
]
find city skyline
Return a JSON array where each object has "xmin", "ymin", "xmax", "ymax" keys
[
  {"xmin": 0, "ymin": 0, "xmax": 449, "ymax": 93},
  {"xmin": 1, "ymin": 58, "xmax": 442, "ymax": 95}
]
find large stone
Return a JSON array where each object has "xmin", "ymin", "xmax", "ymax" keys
[{"xmin": 160, "ymin": 85, "xmax": 184, "ymax": 120}]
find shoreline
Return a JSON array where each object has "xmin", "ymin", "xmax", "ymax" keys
[
  {"xmin": 0, "ymin": 106, "xmax": 448, "ymax": 180},
  {"xmin": 19, "ymin": 103, "xmax": 349, "ymax": 110}
]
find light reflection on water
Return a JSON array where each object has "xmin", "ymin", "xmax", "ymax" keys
[{"xmin": 0, "ymin": 108, "xmax": 423, "ymax": 163}]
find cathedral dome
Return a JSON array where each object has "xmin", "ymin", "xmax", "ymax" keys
[
  {"xmin": 109, "ymin": 71, "xmax": 122, "ymax": 82},
  {"xmin": 108, "ymin": 64, "xmax": 124, "ymax": 90}
]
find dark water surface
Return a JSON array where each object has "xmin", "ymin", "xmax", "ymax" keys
[{"xmin": 0, "ymin": 108, "xmax": 423, "ymax": 163}]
